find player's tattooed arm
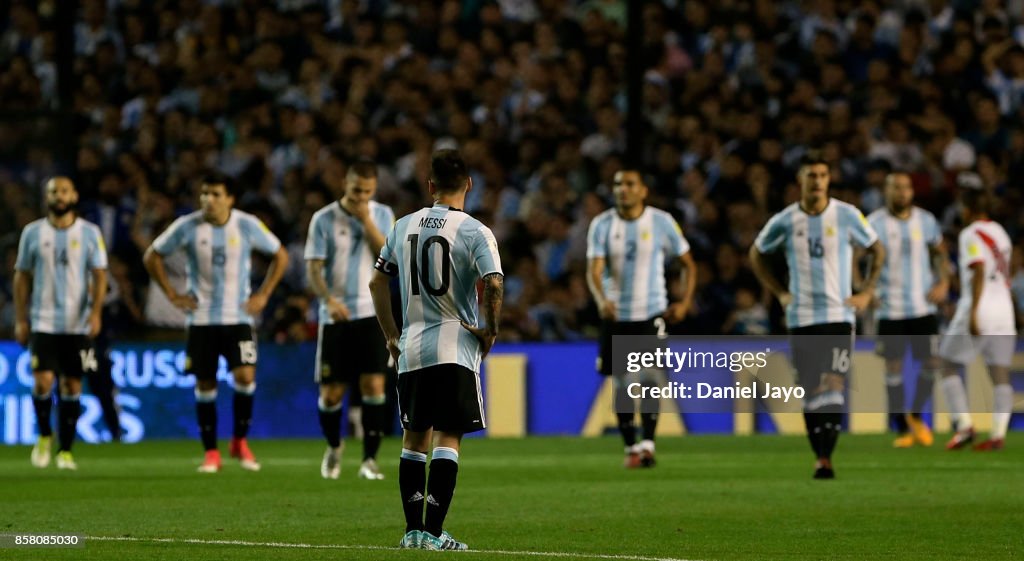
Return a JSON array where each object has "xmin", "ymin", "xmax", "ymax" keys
[
  {"xmin": 926, "ymin": 241, "xmax": 951, "ymax": 304},
  {"xmin": 481, "ymin": 272, "xmax": 503, "ymax": 336},
  {"xmin": 859, "ymin": 240, "xmax": 885, "ymax": 293},
  {"xmin": 462, "ymin": 272, "xmax": 503, "ymax": 358},
  {"xmin": 847, "ymin": 240, "xmax": 885, "ymax": 311}
]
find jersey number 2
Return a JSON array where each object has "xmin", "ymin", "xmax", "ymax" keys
[{"xmin": 407, "ymin": 234, "xmax": 451, "ymax": 296}]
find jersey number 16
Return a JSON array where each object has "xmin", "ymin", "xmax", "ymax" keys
[{"xmin": 808, "ymin": 237, "xmax": 824, "ymax": 259}]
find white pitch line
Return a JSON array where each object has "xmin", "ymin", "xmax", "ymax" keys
[{"xmin": 86, "ymin": 535, "xmax": 700, "ymax": 561}]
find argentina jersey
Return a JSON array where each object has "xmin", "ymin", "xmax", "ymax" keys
[
  {"xmin": 15, "ymin": 218, "xmax": 108, "ymax": 334},
  {"xmin": 868, "ymin": 207, "xmax": 942, "ymax": 320},
  {"xmin": 586, "ymin": 207, "xmax": 690, "ymax": 321},
  {"xmin": 375, "ymin": 204, "xmax": 502, "ymax": 375},
  {"xmin": 754, "ymin": 200, "xmax": 878, "ymax": 329},
  {"xmin": 152, "ymin": 210, "xmax": 281, "ymax": 326},
  {"xmin": 304, "ymin": 200, "xmax": 395, "ymax": 323}
]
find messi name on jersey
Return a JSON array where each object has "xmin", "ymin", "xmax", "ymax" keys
[{"xmin": 418, "ymin": 216, "xmax": 448, "ymax": 229}]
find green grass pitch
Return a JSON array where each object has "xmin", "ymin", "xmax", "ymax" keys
[{"xmin": 1, "ymin": 435, "xmax": 1021, "ymax": 560}]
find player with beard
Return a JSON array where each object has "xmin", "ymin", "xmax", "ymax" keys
[
  {"xmin": 867, "ymin": 172, "xmax": 948, "ymax": 447},
  {"xmin": 15, "ymin": 177, "xmax": 108, "ymax": 470}
]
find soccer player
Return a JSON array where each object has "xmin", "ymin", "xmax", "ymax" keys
[
  {"xmin": 585, "ymin": 168, "xmax": 695, "ymax": 468},
  {"xmin": 750, "ymin": 151, "xmax": 884, "ymax": 479},
  {"xmin": 867, "ymin": 172, "xmax": 949, "ymax": 447},
  {"xmin": 15, "ymin": 177, "xmax": 108, "ymax": 470},
  {"xmin": 305, "ymin": 159, "xmax": 395, "ymax": 480},
  {"xmin": 938, "ymin": 178, "xmax": 1016, "ymax": 451},
  {"xmin": 369, "ymin": 149, "xmax": 502, "ymax": 551},
  {"xmin": 143, "ymin": 173, "xmax": 288, "ymax": 472}
]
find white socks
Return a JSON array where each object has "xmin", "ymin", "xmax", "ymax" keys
[
  {"xmin": 992, "ymin": 384, "xmax": 1013, "ymax": 440},
  {"xmin": 940, "ymin": 376, "xmax": 972, "ymax": 430}
]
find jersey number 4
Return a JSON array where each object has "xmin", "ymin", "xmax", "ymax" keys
[{"xmin": 407, "ymin": 234, "xmax": 451, "ymax": 296}]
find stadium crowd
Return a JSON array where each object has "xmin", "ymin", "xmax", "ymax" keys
[{"xmin": 1, "ymin": 0, "xmax": 1024, "ymax": 343}]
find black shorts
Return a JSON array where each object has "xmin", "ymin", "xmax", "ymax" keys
[
  {"xmin": 29, "ymin": 333, "xmax": 98, "ymax": 378},
  {"xmin": 397, "ymin": 364, "xmax": 485, "ymax": 434},
  {"xmin": 598, "ymin": 317, "xmax": 664, "ymax": 376},
  {"xmin": 789, "ymin": 322, "xmax": 853, "ymax": 389},
  {"xmin": 185, "ymin": 324, "xmax": 257, "ymax": 380},
  {"xmin": 315, "ymin": 317, "xmax": 389, "ymax": 384},
  {"xmin": 876, "ymin": 315, "xmax": 939, "ymax": 361}
]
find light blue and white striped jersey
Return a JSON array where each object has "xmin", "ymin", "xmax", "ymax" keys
[
  {"xmin": 304, "ymin": 200, "xmax": 395, "ymax": 323},
  {"xmin": 151, "ymin": 210, "xmax": 281, "ymax": 326},
  {"xmin": 586, "ymin": 207, "xmax": 691, "ymax": 321},
  {"xmin": 754, "ymin": 199, "xmax": 878, "ymax": 329},
  {"xmin": 375, "ymin": 204, "xmax": 503, "ymax": 375},
  {"xmin": 15, "ymin": 218, "xmax": 108, "ymax": 334},
  {"xmin": 867, "ymin": 206, "xmax": 942, "ymax": 320}
]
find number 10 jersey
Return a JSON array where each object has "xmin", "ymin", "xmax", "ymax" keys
[{"xmin": 375, "ymin": 204, "xmax": 502, "ymax": 374}]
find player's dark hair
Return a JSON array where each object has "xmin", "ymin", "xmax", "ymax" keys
[
  {"xmin": 200, "ymin": 171, "xmax": 237, "ymax": 197},
  {"xmin": 347, "ymin": 158, "xmax": 378, "ymax": 179},
  {"xmin": 961, "ymin": 186, "xmax": 991, "ymax": 216},
  {"xmin": 430, "ymin": 149, "xmax": 469, "ymax": 193},
  {"xmin": 798, "ymin": 149, "xmax": 829, "ymax": 171}
]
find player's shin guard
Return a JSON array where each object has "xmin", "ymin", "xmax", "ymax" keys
[
  {"xmin": 233, "ymin": 382, "xmax": 255, "ymax": 439},
  {"xmin": 32, "ymin": 390, "xmax": 53, "ymax": 437},
  {"xmin": 318, "ymin": 397, "xmax": 343, "ymax": 448},
  {"xmin": 424, "ymin": 447, "xmax": 459, "ymax": 538},
  {"xmin": 195, "ymin": 389, "xmax": 218, "ymax": 451},
  {"xmin": 802, "ymin": 412, "xmax": 823, "ymax": 458},
  {"xmin": 640, "ymin": 412, "xmax": 658, "ymax": 442},
  {"xmin": 911, "ymin": 368, "xmax": 937, "ymax": 415},
  {"xmin": 616, "ymin": 413, "xmax": 637, "ymax": 447},
  {"xmin": 57, "ymin": 393, "xmax": 81, "ymax": 452},
  {"xmin": 820, "ymin": 407, "xmax": 843, "ymax": 459},
  {"xmin": 639, "ymin": 385, "xmax": 660, "ymax": 442},
  {"xmin": 362, "ymin": 394, "xmax": 387, "ymax": 460},
  {"xmin": 805, "ymin": 390, "xmax": 845, "ymax": 459},
  {"xmin": 638, "ymin": 369, "xmax": 661, "ymax": 442},
  {"xmin": 399, "ymin": 449, "xmax": 427, "ymax": 533},
  {"xmin": 885, "ymin": 373, "xmax": 908, "ymax": 433},
  {"xmin": 613, "ymin": 377, "xmax": 637, "ymax": 447}
]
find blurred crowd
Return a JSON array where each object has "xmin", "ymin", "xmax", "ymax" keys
[{"xmin": 2, "ymin": 0, "xmax": 1024, "ymax": 343}]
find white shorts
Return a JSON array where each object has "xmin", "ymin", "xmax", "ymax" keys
[
  {"xmin": 940, "ymin": 303, "xmax": 1016, "ymax": 366},
  {"xmin": 938, "ymin": 333, "xmax": 1016, "ymax": 367}
]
